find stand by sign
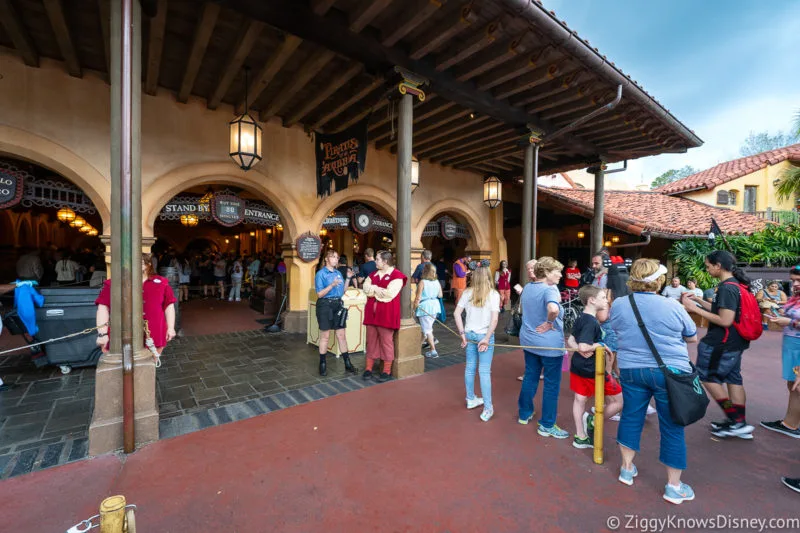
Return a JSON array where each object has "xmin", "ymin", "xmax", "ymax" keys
[
  {"xmin": 441, "ymin": 218, "xmax": 458, "ymax": 240},
  {"xmin": 211, "ymin": 194, "xmax": 245, "ymax": 227},
  {"xmin": 296, "ymin": 232, "xmax": 322, "ymax": 263},
  {"xmin": 0, "ymin": 168, "xmax": 24, "ymax": 209}
]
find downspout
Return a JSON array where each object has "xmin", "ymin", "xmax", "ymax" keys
[
  {"xmin": 498, "ymin": 0, "xmax": 702, "ymax": 148},
  {"xmin": 614, "ymin": 231, "xmax": 651, "ymax": 249}
]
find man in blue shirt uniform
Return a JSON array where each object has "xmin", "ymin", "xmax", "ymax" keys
[{"xmin": 315, "ymin": 249, "xmax": 357, "ymax": 376}]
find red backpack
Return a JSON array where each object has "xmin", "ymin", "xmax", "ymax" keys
[{"xmin": 722, "ymin": 281, "xmax": 763, "ymax": 342}]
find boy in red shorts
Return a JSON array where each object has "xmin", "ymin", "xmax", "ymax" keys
[{"xmin": 568, "ymin": 285, "xmax": 623, "ymax": 449}]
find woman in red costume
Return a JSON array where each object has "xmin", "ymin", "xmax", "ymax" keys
[
  {"xmin": 362, "ymin": 250, "xmax": 407, "ymax": 382},
  {"xmin": 95, "ymin": 253, "xmax": 177, "ymax": 365}
]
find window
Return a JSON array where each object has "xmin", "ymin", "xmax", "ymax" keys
[
  {"xmin": 744, "ymin": 186, "xmax": 757, "ymax": 213},
  {"xmin": 728, "ymin": 190, "xmax": 738, "ymax": 206},
  {"xmin": 716, "ymin": 190, "xmax": 729, "ymax": 205}
]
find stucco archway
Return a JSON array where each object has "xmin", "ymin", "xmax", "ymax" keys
[
  {"xmin": 413, "ymin": 199, "xmax": 489, "ymax": 251},
  {"xmin": 0, "ymin": 125, "xmax": 111, "ymax": 232},
  {"xmin": 142, "ymin": 162, "xmax": 301, "ymax": 241},
  {"xmin": 309, "ymin": 184, "xmax": 398, "ymax": 232}
]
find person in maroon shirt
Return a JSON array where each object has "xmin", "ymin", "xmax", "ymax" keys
[
  {"xmin": 495, "ymin": 260, "xmax": 511, "ymax": 313},
  {"xmin": 95, "ymin": 253, "xmax": 177, "ymax": 365}
]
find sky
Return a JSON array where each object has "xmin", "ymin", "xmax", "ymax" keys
[{"xmin": 540, "ymin": 0, "xmax": 800, "ymax": 188}]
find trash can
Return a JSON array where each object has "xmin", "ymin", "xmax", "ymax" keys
[
  {"xmin": 34, "ymin": 286, "xmax": 103, "ymax": 373},
  {"xmin": 158, "ymin": 266, "xmax": 181, "ymax": 332}
]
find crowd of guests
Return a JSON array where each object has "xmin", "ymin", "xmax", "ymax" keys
[{"xmin": 15, "ymin": 243, "xmax": 107, "ymax": 286}]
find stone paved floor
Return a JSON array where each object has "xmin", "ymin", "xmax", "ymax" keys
[{"xmin": 0, "ymin": 303, "xmax": 520, "ymax": 479}]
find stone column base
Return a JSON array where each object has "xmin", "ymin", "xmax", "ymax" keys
[
  {"xmin": 393, "ymin": 319, "xmax": 424, "ymax": 379},
  {"xmin": 88, "ymin": 349, "xmax": 159, "ymax": 456},
  {"xmin": 282, "ymin": 310, "xmax": 307, "ymax": 334}
]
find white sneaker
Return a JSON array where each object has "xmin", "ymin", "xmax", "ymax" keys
[
  {"xmin": 235, "ymin": 298, "xmax": 241, "ymax": 302},
  {"xmin": 466, "ymin": 397, "xmax": 484, "ymax": 410},
  {"xmin": 480, "ymin": 408, "xmax": 494, "ymax": 422},
  {"xmin": 610, "ymin": 414, "xmax": 621, "ymax": 422},
  {"xmin": 646, "ymin": 405, "xmax": 657, "ymax": 416}
]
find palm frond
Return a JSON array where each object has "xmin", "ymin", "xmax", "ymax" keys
[{"xmin": 775, "ymin": 163, "xmax": 800, "ymax": 203}]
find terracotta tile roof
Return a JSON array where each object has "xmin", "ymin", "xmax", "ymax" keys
[
  {"xmin": 656, "ymin": 143, "xmax": 800, "ymax": 195},
  {"xmin": 538, "ymin": 187, "xmax": 767, "ymax": 238}
]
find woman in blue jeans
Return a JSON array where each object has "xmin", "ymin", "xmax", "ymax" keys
[
  {"xmin": 610, "ymin": 259, "xmax": 698, "ymax": 505},
  {"xmin": 454, "ymin": 265, "xmax": 500, "ymax": 422},
  {"xmin": 517, "ymin": 257, "xmax": 568, "ymax": 438}
]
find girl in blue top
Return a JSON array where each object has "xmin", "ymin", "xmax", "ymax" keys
[
  {"xmin": 517, "ymin": 256, "xmax": 568, "ymax": 439},
  {"xmin": 414, "ymin": 263, "xmax": 443, "ymax": 358}
]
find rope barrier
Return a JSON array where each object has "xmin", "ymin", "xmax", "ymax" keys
[{"xmin": 0, "ymin": 322, "xmax": 108, "ymax": 357}]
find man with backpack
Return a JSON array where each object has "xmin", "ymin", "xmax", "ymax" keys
[{"xmin": 682, "ymin": 250, "xmax": 761, "ymax": 439}]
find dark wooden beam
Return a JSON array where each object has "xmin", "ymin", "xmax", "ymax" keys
[
  {"xmin": 378, "ymin": 108, "xmax": 474, "ymax": 149},
  {"xmin": 493, "ymin": 63, "xmax": 565, "ymax": 100},
  {"xmin": 435, "ymin": 19, "xmax": 501, "ymax": 71},
  {"xmin": 178, "ymin": 2, "xmax": 221, "ymax": 103},
  {"xmin": 311, "ymin": 0, "xmax": 338, "ymax": 15},
  {"xmin": 284, "ymin": 62, "xmax": 362, "ymax": 127},
  {"xmin": 514, "ymin": 72, "xmax": 584, "ymax": 108},
  {"xmin": 260, "ymin": 49, "xmax": 336, "ymax": 120},
  {"xmin": 603, "ymin": 137, "xmax": 663, "ymax": 151},
  {"xmin": 543, "ymin": 91, "xmax": 611, "ymax": 121},
  {"xmin": 97, "ymin": 0, "xmax": 110, "ymax": 74},
  {"xmin": 0, "ymin": 0, "xmax": 39, "ymax": 67},
  {"xmin": 313, "ymin": 77, "xmax": 385, "ymax": 130},
  {"xmin": 371, "ymin": 100, "xmax": 456, "ymax": 143},
  {"xmin": 207, "ymin": 19, "xmax": 265, "ymax": 109},
  {"xmin": 144, "ymin": 0, "xmax": 168, "ymax": 96},
  {"xmin": 368, "ymin": 93, "xmax": 436, "ymax": 132},
  {"xmin": 474, "ymin": 160, "xmax": 514, "ymax": 171},
  {"xmin": 476, "ymin": 46, "xmax": 552, "ymax": 91},
  {"xmin": 591, "ymin": 126, "xmax": 646, "ymax": 144},
  {"xmin": 424, "ymin": 128, "xmax": 516, "ymax": 161},
  {"xmin": 449, "ymin": 145, "xmax": 522, "ymax": 168},
  {"xmin": 381, "ymin": 0, "xmax": 445, "ymax": 47},
  {"xmin": 239, "ymin": 34, "xmax": 303, "ymax": 113},
  {"xmin": 349, "ymin": 0, "xmax": 394, "ymax": 33},
  {"xmin": 43, "ymin": 0, "xmax": 81, "ymax": 77},
  {"xmin": 529, "ymin": 84, "xmax": 591, "ymax": 114},
  {"xmin": 414, "ymin": 116, "xmax": 495, "ymax": 153},
  {"xmin": 410, "ymin": 3, "xmax": 478, "ymax": 60},
  {"xmin": 432, "ymin": 134, "xmax": 517, "ymax": 163}
]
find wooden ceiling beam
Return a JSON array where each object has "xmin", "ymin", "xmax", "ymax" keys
[
  {"xmin": 178, "ymin": 2, "xmax": 221, "ymax": 103},
  {"xmin": 144, "ymin": 0, "xmax": 168, "ymax": 96},
  {"xmin": 410, "ymin": 3, "xmax": 479, "ymax": 60},
  {"xmin": 543, "ymin": 91, "xmax": 611, "ymax": 121},
  {"xmin": 435, "ymin": 19, "xmax": 501, "ymax": 72},
  {"xmin": 311, "ymin": 0, "xmax": 338, "ymax": 16},
  {"xmin": 529, "ymin": 84, "xmax": 592, "ymax": 114},
  {"xmin": 381, "ymin": 0, "xmax": 445, "ymax": 47},
  {"xmin": 368, "ymin": 93, "xmax": 436, "ymax": 131},
  {"xmin": 97, "ymin": 0, "xmax": 110, "ymax": 74},
  {"xmin": 284, "ymin": 62, "xmax": 362, "ymax": 127},
  {"xmin": 335, "ymin": 88, "xmax": 390, "ymax": 131},
  {"xmin": 349, "ymin": 0, "xmax": 394, "ymax": 33},
  {"xmin": 591, "ymin": 126, "xmax": 647, "ymax": 144},
  {"xmin": 476, "ymin": 46, "xmax": 552, "ymax": 91},
  {"xmin": 424, "ymin": 128, "xmax": 516, "ymax": 161},
  {"xmin": 449, "ymin": 145, "xmax": 522, "ymax": 168},
  {"xmin": 207, "ymin": 19, "xmax": 265, "ymax": 109},
  {"xmin": 378, "ymin": 108, "xmax": 474, "ymax": 149},
  {"xmin": 313, "ymin": 77, "xmax": 386, "ymax": 130},
  {"xmin": 453, "ymin": 34, "xmax": 527, "ymax": 82},
  {"xmin": 370, "ymin": 101, "xmax": 456, "ymax": 143},
  {"xmin": 513, "ymin": 71, "xmax": 584, "ymax": 108},
  {"xmin": 604, "ymin": 137, "xmax": 663, "ymax": 151},
  {"xmin": 238, "ymin": 34, "xmax": 303, "ymax": 113},
  {"xmin": 414, "ymin": 116, "xmax": 496, "ymax": 154},
  {"xmin": 493, "ymin": 63, "xmax": 567, "ymax": 100},
  {"xmin": 0, "ymin": 0, "xmax": 39, "ymax": 67},
  {"xmin": 43, "ymin": 0, "xmax": 81, "ymax": 77},
  {"xmin": 431, "ymin": 134, "xmax": 517, "ymax": 163},
  {"xmin": 260, "ymin": 49, "xmax": 337, "ymax": 120},
  {"xmin": 474, "ymin": 160, "xmax": 514, "ymax": 171}
]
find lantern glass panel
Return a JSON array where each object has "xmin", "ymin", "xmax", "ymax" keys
[
  {"xmin": 411, "ymin": 158, "xmax": 420, "ymax": 192},
  {"xmin": 483, "ymin": 176, "xmax": 502, "ymax": 208},
  {"xmin": 229, "ymin": 114, "xmax": 262, "ymax": 171}
]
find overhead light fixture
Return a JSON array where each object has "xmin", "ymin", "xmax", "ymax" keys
[
  {"xmin": 611, "ymin": 235, "xmax": 620, "ymax": 243},
  {"xmin": 577, "ymin": 231, "xmax": 585, "ymax": 239},
  {"xmin": 180, "ymin": 214, "xmax": 198, "ymax": 227},
  {"xmin": 483, "ymin": 176, "xmax": 502, "ymax": 209},
  {"xmin": 249, "ymin": 231, "xmax": 256, "ymax": 237},
  {"xmin": 88, "ymin": 228, "xmax": 99, "ymax": 236},
  {"xmin": 235, "ymin": 235, "xmax": 240, "ymax": 240},
  {"xmin": 604, "ymin": 240, "xmax": 612, "ymax": 247},
  {"xmin": 411, "ymin": 156, "xmax": 420, "ymax": 193},
  {"xmin": 80, "ymin": 224, "xmax": 93, "ymax": 234},
  {"xmin": 229, "ymin": 67, "xmax": 262, "ymax": 171},
  {"xmin": 57, "ymin": 207, "xmax": 76, "ymax": 223},
  {"xmin": 320, "ymin": 228, "xmax": 328, "ymax": 237},
  {"xmin": 265, "ymin": 228, "xmax": 272, "ymax": 235},
  {"xmin": 225, "ymin": 238, "xmax": 230, "ymax": 244},
  {"xmin": 70, "ymin": 216, "xmax": 86, "ymax": 228},
  {"xmin": 276, "ymin": 224, "xmax": 283, "ymax": 230}
]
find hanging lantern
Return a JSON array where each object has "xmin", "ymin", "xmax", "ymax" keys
[
  {"xmin": 483, "ymin": 176, "xmax": 502, "ymax": 209},
  {"xmin": 229, "ymin": 67, "xmax": 262, "ymax": 171},
  {"xmin": 577, "ymin": 231, "xmax": 585, "ymax": 239},
  {"xmin": 80, "ymin": 224, "xmax": 93, "ymax": 234},
  {"xmin": 411, "ymin": 156, "xmax": 420, "ymax": 193},
  {"xmin": 249, "ymin": 231, "xmax": 256, "ymax": 237},
  {"xmin": 276, "ymin": 224, "xmax": 283, "ymax": 231},
  {"xmin": 180, "ymin": 214, "xmax": 199, "ymax": 227},
  {"xmin": 604, "ymin": 240, "xmax": 612, "ymax": 247},
  {"xmin": 235, "ymin": 235, "xmax": 240, "ymax": 240},
  {"xmin": 320, "ymin": 228, "xmax": 328, "ymax": 237},
  {"xmin": 88, "ymin": 228, "xmax": 99, "ymax": 236},
  {"xmin": 57, "ymin": 207, "xmax": 76, "ymax": 223},
  {"xmin": 265, "ymin": 227, "xmax": 272, "ymax": 235},
  {"xmin": 70, "ymin": 216, "xmax": 86, "ymax": 228},
  {"xmin": 611, "ymin": 235, "xmax": 620, "ymax": 243},
  {"xmin": 225, "ymin": 238, "xmax": 230, "ymax": 244}
]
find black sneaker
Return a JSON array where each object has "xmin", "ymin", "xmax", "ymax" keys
[
  {"xmin": 377, "ymin": 372, "xmax": 392, "ymax": 382},
  {"xmin": 760, "ymin": 420, "xmax": 800, "ymax": 439},
  {"xmin": 712, "ymin": 421, "xmax": 755, "ymax": 439},
  {"xmin": 782, "ymin": 477, "xmax": 800, "ymax": 494},
  {"xmin": 362, "ymin": 370, "xmax": 373, "ymax": 381},
  {"xmin": 710, "ymin": 419, "xmax": 732, "ymax": 431}
]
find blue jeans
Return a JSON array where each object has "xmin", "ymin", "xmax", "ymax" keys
[
  {"xmin": 465, "ymin": 331, "xmax": 494, "ymax": 411},
  {"xmin": 617, "ymin": 367, "xmax": 687, "ymax": 470},
  {"xmin": 518, "ymin": 351, "xmax": 563, "ymax": 428}
]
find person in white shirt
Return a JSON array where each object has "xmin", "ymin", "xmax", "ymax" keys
[
  {"xmin": 661, "ymin": 277, "xmax": 687, "ymax": 300},
  {"xmin": 55, "ymin": 253, "xmax": 79, "ymax": 285},
  {"xmin": 454, "ymin": 265, "xmax": 501, "ymax": 422},
  {"xmin": 686, "ymin": 279, "xmax": 704, "ymax": 299}
]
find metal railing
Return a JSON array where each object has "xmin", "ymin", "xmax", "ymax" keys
[{"xmin": 751, "ymin": 208, "xmax": 800, "ymax": 224}]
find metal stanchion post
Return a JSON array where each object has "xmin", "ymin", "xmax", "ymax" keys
[{"xmin": 593, "ymin": 345, "xmax": 605, "ymax": 465}]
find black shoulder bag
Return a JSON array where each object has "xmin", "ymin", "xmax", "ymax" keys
[{"xmin": 628, "ymin": 294, "xmax": 709, "ymax": 426}]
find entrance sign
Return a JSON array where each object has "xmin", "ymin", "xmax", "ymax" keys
[
  {"xmin": 211, "ymin": 194, "xmax": 245, "ymax": 226},
  {"xmin": 351, "ymin": 209, "xmax": 373, "ymax": 234},
  {"xmin": 244, "ymin": 202, "xmax": 280, "ymax": 225},
  {"xmin": 315, "ymin": 117, "xmax": 370, "ymax": 198},
  {"xmin": 0, "ymin": 168, "xmax": 23, "ymax": 209},
  {"xmin": 441, "ymin": 218, "xmax": 458, "ymax": 240},
  {"xmin": 296, "ymin": 232, "xmax": 322, "ymax": 263}
]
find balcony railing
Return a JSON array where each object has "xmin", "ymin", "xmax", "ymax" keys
[{"xmin": 752, "ymin": 208, "xmax": 800, "ymax": 224}]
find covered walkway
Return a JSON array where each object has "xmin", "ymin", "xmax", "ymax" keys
[{"xmin": 2, "ymin": 332, "xmax": 797, "ymax": 533}]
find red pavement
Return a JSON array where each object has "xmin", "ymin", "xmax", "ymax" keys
[
  {"xmin": 179, "ymin": 299, "xmax": 266, "ymax": 336},
  {"xmin": 3, "ymin": 331, "xmax": 799, "ymax": 533}
]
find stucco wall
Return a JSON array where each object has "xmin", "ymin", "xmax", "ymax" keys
[
  {"xmin": 0, "ymin": 53, "xmax": 503, "ymax": 311},
  {"xmin": 680, "ymin": 162, "xmax": 795, "ymax": 212}
]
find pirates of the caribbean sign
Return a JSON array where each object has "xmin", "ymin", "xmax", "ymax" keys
[
  {"xmin": 0, "ymin": 168, "xmax": 24, "ymax": 209},
  {"xmin": 315, "ymin": 117, "xmax": 369, "ymax": 198}
]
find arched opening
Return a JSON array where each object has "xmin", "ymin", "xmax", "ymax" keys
[{"xmin": 419, "ymin": 212, "xmax": 472, "ymax": 299}]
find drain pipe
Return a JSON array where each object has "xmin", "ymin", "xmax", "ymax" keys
[
  {"xmin": 614, "ymin": 231, "xmax": 651, "ymax": 249},
  {"xmin": 544, "ymin": 84, "xmax": 622, "ymax": 145}
]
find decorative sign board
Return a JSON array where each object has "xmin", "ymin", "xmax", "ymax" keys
[
  {"xmin": 351, "ymin": 210, "xmax": 373, "ymax": 234},
  {"xmin": 212, "ymin": 194, "xmax": 245, "ymax": 227},
  {"xmin": 296, "ymin": 232, "xmax": 322, "ymax": 263},
  {"xmin": 322, "ymin": 215, "xmax": 350, "ymax": 229},
  {"xmin": 440, "ymin": 218, "xmax": 458, "ymax": 240},
  {"xmin": 245, "ymin": 203, "xmax": 280, "ymax": 225},
  {"xmin": 0, "ymin": 168, "xmax": 24, "ymax": 209}
]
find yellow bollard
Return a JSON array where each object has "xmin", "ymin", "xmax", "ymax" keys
[
  {"xmin": 100, "ymin": 495, "xmax": 127, "ymax": 533},
  {"xmin": 593, "ymin": 346, "xmax": 605, "ymax": 465}
]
